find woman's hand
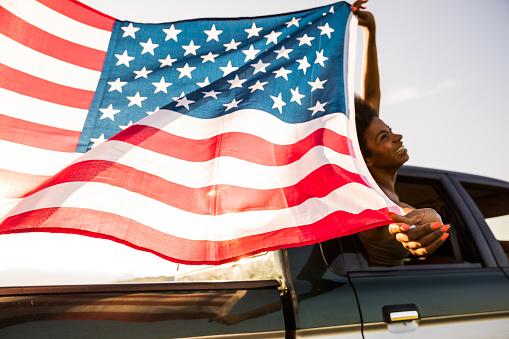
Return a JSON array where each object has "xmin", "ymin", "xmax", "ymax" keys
[
  {"xmin": 388, "ymin": 209, "xmax": 450, "ymax": 256},
  {"xmin": 352, "ymin": 1, "xmax": 375, "ymax": 31}
]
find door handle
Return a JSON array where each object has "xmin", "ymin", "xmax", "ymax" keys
[{"xmin": 382, "ymin": 304, "xmax": 420, "ymax": 323}]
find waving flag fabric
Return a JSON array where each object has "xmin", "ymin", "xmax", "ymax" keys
[{"xmin": 0, "ymin": 0, "xmax": 399, "ymax": 264}]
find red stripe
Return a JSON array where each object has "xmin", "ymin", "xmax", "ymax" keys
[
  {"xmin": 0, "ymin": 7, "xmax": 107, "ymax": 71},
  {"xmin": 0, "ymin": 207, "xmax": 392, "ymax": 264},
  {"xmin": 0, "ymin": 168, "xmax": 50, "ymax": 199},
  {"xmin": 30, "ymin": 160, "xmax": 367, "ymax": 214},
  {"xmin": 36, "ymin": 0, "xmax": 115, "ymax": 31},
  {"xmin": 111, "ymin": 125, "xmax": 351, "ymax": 166},
  {"xmin": 0, "ymin": 114, "xmax": 80, "ymax": 152},
  {"xmin": 0, "ymin": 64, "xmax": 94, "ymax": 110}
]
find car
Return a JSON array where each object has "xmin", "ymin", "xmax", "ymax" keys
[{"xmin": 1, "ymin": 166, "xmax": 508, "ymax": 338}]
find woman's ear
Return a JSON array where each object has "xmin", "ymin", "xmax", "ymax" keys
[{"xmin": 365, "ymin": 158, "xmax": 373, "ymax": 168}]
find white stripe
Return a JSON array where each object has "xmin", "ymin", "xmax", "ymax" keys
[
  {"xmin": 0, "ymin": 0, "xmax": 111, "ymax": 51},
  {"xmin": 0, "ymin": 197, "xmax": 22, "ymax": 221},
  {"xmin": 76, "ymin": 140, "xmax": 357, "ymax": 189},
  {"xmin": 139, "ymin": 108, "xmax": 349, "ymax": 143},
  {"xmin": 8, "ymin": 181, "xmax": 390, "ymax": 241},
  {"xmin": 0, "ymin": 33, "xmax": 101, "ymax": 91},
  {"xmin": 0, "ymin": 88, "xmax": 88, "ymax": 131},
  {"xmin": 0, "ymin": 140, "xmax": 81, "ymax": 175}
]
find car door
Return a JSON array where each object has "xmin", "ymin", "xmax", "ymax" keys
[{"xmin": 322, "ymin": 167, "xmax": 509, "ymax": 338}]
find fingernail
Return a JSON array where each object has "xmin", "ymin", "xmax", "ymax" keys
[
  {"xmin": 441, "ymin": 225, "xmax": 450, "ymax": 232},
  {"xmin": 400, "ymin": 225, "xmax": 410, "ymax": 231},
  {"xmin": 431, "ymin": 222, "xmax": 442, "ymax": 230},
  {"xmin": 441, "ymin": 233, "xmax": 450, "ymax": 241},
  {"xmin": 352, "ymin": 6, "xmax": 357, "ymax": 12}
]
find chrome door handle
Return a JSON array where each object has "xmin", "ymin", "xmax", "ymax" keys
[{"xmin": 382, "ymin": 304, "xmax": 420, "ymax": 323}]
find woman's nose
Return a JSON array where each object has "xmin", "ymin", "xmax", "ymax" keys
[{"xmin": 393, "ymin": 132, "xmax": 403, "ymax": 141}]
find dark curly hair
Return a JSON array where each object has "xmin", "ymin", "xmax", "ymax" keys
[{"xmin": 354, "ymin": 96, "xmax": 378, "ymax": 159}]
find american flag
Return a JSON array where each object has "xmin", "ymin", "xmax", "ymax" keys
[{"xmin": 0, "ymin": 0, "xmax": 399, "ymax": 264}]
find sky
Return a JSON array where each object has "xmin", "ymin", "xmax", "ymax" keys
[{"xmin": 1, "ymin": 0, "xmax": 508, "ymax": 286}]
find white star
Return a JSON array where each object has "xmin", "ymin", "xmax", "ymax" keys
[
  {"xmin": 219, "ymin": 61, "xmax": 238, "ymax": 76},
  {"xmin": 227, "ymin": 75, "xmax": 247, "ymax": 89},
  {"xmin": 223, "ymin": 98, "xmax": 242, "ymax": 112},
  {"xmin": 296, "ymin": 56, "xmax": 311, "ymax": 75},
  {"xmin": 115, "ymin": 50, "xmax": 134, "ymax": 67},
  {"xmin": 309, "ymin": 100, "xmax": 327, "ymax": 115},
  {"xmin": 177, "ymin": 63, "xmax": 196, "ymax": 79},
  {"xmin": 318, "ymin": 22, "xmax": 334, "ymax": 38},
  {"xmin": 201, "ymin": 52, "xmax": 219, "ymax": 63},
  {"xmin": 245, "ymin": 23, "xmax": 263, "ymax": 38},
  {"xmin": 120, "ymin": 121, "xmax": 133, "ymax": 129},
  {"xmin": 251, "ymin": 59, "xmax": 269, "ymax": 74},
  {"xmin": 242, "ymin": 45, "xmax": 260, "ymax": 62},
  {"xmin": 134, "ymin": 67, "xmax": 152, "ymax": 79},
  {"xmin": 152, "ymin": 77, "xmax": 172, "ymax": 93},
  {"xmin": 172, "ymin": 92, "xmax": 186, "ymax": 101},
  {"xmin": 273, "ymin": 67, "xmax": 292, "ymax": 81},
  {"xmin": 127, "ymin": 92, "xmax": 147, "ymax": 107},
  {"xmin": 270, "ymin": 93, "xmax": 286, "ymax": 114},
  {"xmin": 203, "ymin": 89, "xmax": 221, "ymax": 99},
  {"xmin": 159, "ymin": 54, "xmax": 177, "ymax": 67},
  {"xmin": 163, "ymin": 24, "xmax": 181, "ymax": 41},
  {"xmin": 315, "ymin": 49, "xmax": 329, "ymax": 67},
  {"xmin": 224, "ymin": 39, "xmax": 241, "ymax": 51},
  {"xmin": 248, "ymin": 80, "xmax": 268, "ymax": 93},
  {"xmin": 290, "ymin": 87, "xmax": 305, "ymax": 105},
  {"xmin": 175, "ymin": 96, "xmax": 194, "ymax": 110},
  {"xmin": 308, "ymin": 77, "xmax": 328, "ymax": 92},
  {"xmin": 197, "ymin": 77, "xmax": 210, "ymax": 88},
  {"xmin": 99, "ymin": 104, "xmax": 120, "ymax": 121},
  {"xmin": 90, "ymin": 134, "xmax": 106, "ymax": 148},
  {"xmin": 296, "ymin": 34, "xmax": 315, "ymax": 46},
  {"xmin": 140, "ymin": 38, "xmax": 159, "ymax": 55},
  {"xmin": 182, "ymin": 40, "xmax": 201, "ymax": 56},
  {"xmin": 121, "ymin": 23, "xmax": 139, "ymax": 39},
  {"xmin": 285, "ymin": 17, "xmax": 300, "ymax": 28},
  {"xmin": 274, "ymin": 46, "xmax": 293, "ymax": 59},
  {"xmin": 147, "ymin": 107, "xmax": 160, "ymax": 115},
  {"xmin": 264, "ymin": 30, "xmax": 282, "ymax": 45},
  {"xmin": 204, "ymin": 24, "xmax": 223, "ymax": 42},
  {"xmin": 107, "ymin": 78, "xmax": 127, "ymax": 93},
  {"xmin": 329, "ymin": 6, "xmax": 335, "ymax": 14}
]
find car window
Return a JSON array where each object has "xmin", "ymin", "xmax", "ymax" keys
[{"xmin": 461, "ymin": 183, "xmax": 509, "ymax": 263}]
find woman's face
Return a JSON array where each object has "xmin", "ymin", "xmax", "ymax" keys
[{"xmin": 363, "ymin": 117, "xmax": 409, "ymax": 170}]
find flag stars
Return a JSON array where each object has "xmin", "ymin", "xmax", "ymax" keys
[
  {"xmin": 270, "ymin": 93, "xmax": 286, "ymax": 114},
  {"xmin": 147, "ymin": 107, "xmax": 160, "ymax": 115},
  {"xmin": 290, "ymin": 87, "xmax": 305, "ymax": 105},
  {"xmin": 242, "ymin": 45, "xmax": 260, "ymax": 62},
  {"xmin": 318, "ymin": 22, "xmax": 334, "ymax": 38},
  {"xmin": 152, "ymin": 77, "xmax": 172, "ymax": 93},
  {"xmin": 204, "ymin": 24, "xmax": 223, "ymax": 42},
  {"xmin": 315, "ymin": 49, "xmax": 328, "ymax": 66},
  {"xmin": 175, "ymin": 96, "xmax": 195, "ymax": 110},
  {"xmin": 134, "ymin": 67, "xmax": 152, "ymax": 79},
  {"xmin": 227, "ymin": 75, "xmax": 247, "ymax": 89},
  {"xmin": 99, "ymin": 104, "xmax": 120, "ymax": 121},
  {"xmin": 251, "ymin": 59, "xmax": 269, "ymax": 74},
  {"xmin": 309, "ymin": 101, "xmax": 327, "ymax": 115},
  {"xmin": 159, "ymin": 54, "xmax": 177, "ymax": 67},
  {"xmin": 248, "ymin": 80, "xmax": 268, "ymax": 93},
  {"xmin": 224, "ymin": 39, "xmax": 241, "ymax": 51},
  {"xmin": 245, "ymin": 23, "xmax": 263, "ymax": 38},
  {"xmin": 163, "ymin": 24, "xmax": 181, "ymax": 41},
  {"xmin": 119, "ymin": 121, "xmax": 133, "ymax": 130},
  {"xmin": 121, "ymin": 23, "xmax": 139, "ymax": 39},
  {"xmin": 127, "ymin": 92, "xmax": 147, "ymax": 107},
  {"xmin": 273, "ymin": 67, "xmax": 292, "ymax": 81},
  {"xmin": 296, "ymin": 56, "xmax": 311, "ymax": 75},
  {"xmin": 274, "ymin": 46, "xmax": 293, "ymax": 59},
  {"xmin": 197, "ymin": 77, "xmax": 210, "ymax": 88},
  {"xmin": 219, "ymin": 61, "xmax": 239, "ymax": 76},
  {"xmin": 224, "ymin": 98, "xmax": 242, "ymax": 111},
  {"xmin": 203, "ymin": 89, "xmax": 221, "ymax": 99},
  {"xmin": 285, "ymin": 17, "xmax": 301, "ymax": 28},
  {"xmin": 308, "ymin": 77, "xmax": 327, "ymax": 92},
  {"xmin": 182, "ymin": 40, "xmax": 201, "ymax": 56},
  {"xmin": 201, "ymin": 52, "xmax": 219, "ymax": 63},
  {"xmin": 296, "ymin": 34, "xmax": 315, "ymax": 46},
  {"xmin": 264, "ymin": 30, "xmax": 282, "ymax": 45},
  {"xmin": 90, "ymin": 134, "xmax": 106, "ymax": 148},
  {"xmin": 107, "ymin": 78, "xmax": 127, "ymax": 93},
  {"xmin": 115, "ymin": 50, "xmax": 134, "ymax": 67},
  {"xmin": 140, "ymin": 38, "xmax": 159, "ymax": 55},
  {"xmin": 177, "ymin": 63, "xmax": 196, "ymax": 79}
]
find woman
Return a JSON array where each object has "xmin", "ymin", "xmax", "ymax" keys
[{"xmin": 352, "ymin": 1, "xmax": 450, "ymax": 266}]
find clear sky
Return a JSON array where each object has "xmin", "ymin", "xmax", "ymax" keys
[{"xmin": 1, "ymin": 0, "xmax": 508, "ymax": 286}]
